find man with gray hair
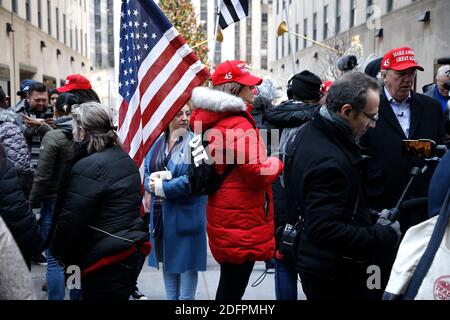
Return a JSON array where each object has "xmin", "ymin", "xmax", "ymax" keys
[
  {"xmin": 283, "ymin": 72, "xmax": 400, "ymax": 300},
  {"xmin": 423, "ymin": 65, "xmax": 450, "ymax": 114}
]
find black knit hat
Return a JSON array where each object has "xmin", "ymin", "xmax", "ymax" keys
[
  {"xmin": 364, "ymin": 58, "xmax": 382, "ymax": 79},
  {"xmin": 288, "ymin": 70, "xmax": 323, "ymax": 101}
]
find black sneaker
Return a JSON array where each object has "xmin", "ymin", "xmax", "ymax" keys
[
  {"xmin": 32, "ymin": 254, "xmax": 47, "ymax": 266},
  {"xmin": 130, "ymin": 290, "xmax": 148, "ymax": 300}
]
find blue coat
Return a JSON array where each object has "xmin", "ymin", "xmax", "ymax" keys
[
  {"xmin": 144, "ymin": 132, "xmax": 207, "ymax": 273},
  {"xmin": 428, "ymin": 151, "xmax": 450, "ymax": 217}
]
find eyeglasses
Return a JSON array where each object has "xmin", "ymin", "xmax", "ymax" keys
[{"xmin": 359, "ymin": 110, "xmax": 379, "ymax": 123}]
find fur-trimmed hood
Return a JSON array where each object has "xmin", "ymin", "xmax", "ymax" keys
[
  {"xmin": 190, "ymin": 87, "xmax": 246, "ymax": 113},
  {"xmin": 190, "ymin": 87, "xmax": 256, "ymax": 131}
]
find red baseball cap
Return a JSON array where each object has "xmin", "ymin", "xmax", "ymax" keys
[
  {"xmin": 57, "ymin": 74, "xmax": 92, "ymax": 93},
  {"xmin": 212, "ymin": 60, "xmax": 263, "ymax": 87},
  {"xmin": 381, "ymin": 47, "xmax": 424, "ymax": 72},
  {"xmin": 322, "ymin": 80, "xmax": 334, "ymax": 94}
]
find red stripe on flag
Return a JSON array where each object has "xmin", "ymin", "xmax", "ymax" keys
[
  {"xmin": 140, "ymin": 52, "xmax": 201, "ymax": 126},
  {"xmin": 118, "ymin": 99, "xmax": 129, "ymax": 136},
  {"xmin": 122, "ymin": 37, "xmax": 187, "ymax": 154},
  {"xmin": 140, "ymin": 69, "xmax": 209, "ymax": 157},
  {"xmin": 138, "ymin": 36, "xmax": 185, "ymax": 95}
]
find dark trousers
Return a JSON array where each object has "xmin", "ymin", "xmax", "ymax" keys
[
  {"xmin": 215, "ymin": 260, "xmax": 255, "ymax": 300},
  {"xmin": 299, "ymin": 265, "xmax": 375, "ymax": 301},
  {"xmin": 82, "ymin": 251, "xmax": 146, "ymax": 300}
]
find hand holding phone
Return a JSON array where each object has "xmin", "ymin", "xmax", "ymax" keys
[{"xmin": 20, "ymin": 113, "xmax": 45, "ymax": 128}]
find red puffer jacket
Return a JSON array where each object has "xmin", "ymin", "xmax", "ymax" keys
[{"xmin": 190, "ymin": 87, "xmax": 283, "ymax": 264}]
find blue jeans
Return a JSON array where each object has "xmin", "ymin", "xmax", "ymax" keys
[
  {"xmin": 275, "ymin": 258, "xmax": 298, "ymax": 300},
  {"xmin": 41, "ymin": 199, "xmax": 66, "ymax": 300},
  {"xmin": 163, "ymin": 271, "xmax": 198, "ymax": 300}
]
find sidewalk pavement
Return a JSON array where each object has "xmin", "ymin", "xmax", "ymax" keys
[{"xmin": 31, "ymin": 247, "xmax": 306, "ymax": 300}]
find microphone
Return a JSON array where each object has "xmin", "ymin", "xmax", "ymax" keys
[{"xmin": 337, "ymin": 55, "xmax": 358, "ymax": 72}]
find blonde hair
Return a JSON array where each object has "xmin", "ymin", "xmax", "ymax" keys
[
  {"xmin": 213, "ymin": 82, "xmax": 244, "ymax": 97},
  {"xmin": 72, "ymin": 102, "xmax": 119, "ymax": 154}
]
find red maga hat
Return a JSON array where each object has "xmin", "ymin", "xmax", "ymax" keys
[
  {"xmin": 381, "ymin": 47, "xmax": 424, "ymax": 72},
  {"xmin": 212, "ymin": 60, "xmax": 263, "ymax": 87},
  {"xmin": 57, "ymin": 74, "xmax": 92, "ymax": 93}
]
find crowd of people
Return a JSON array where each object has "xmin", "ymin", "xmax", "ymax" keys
[{"xmin": 0, "ymin": 45, "xmax": 449, "ymax": 300}]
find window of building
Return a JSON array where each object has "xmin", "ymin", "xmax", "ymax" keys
[
  {"xmin": 276, "ymin": 37, "xmax": 279, "ymax": 60},
  {"xmin": 335, "ymin": 0, "xmax": 341, "ymax": 35},
  {"xmin": 107, "ymin": 0, "xmax": 115, "ymax": 67},
  {"xmin": 282, "ymin": 34, "xmax": 285, "ymax": 57},
  {"xmin": 387, "ymin": 0, "xmax": 394, "ymax": 12},
  {"xmin": 47, "ymin": 0, "xmax": 52, "ymax": 36},
  {"xmin": 200, "ymin": 0, "xmax": 207, "ymax": 33},
  {"xmin": 38, "ymin": 0, "xmax": 42, "ymax": 29},
  {"xmin": 80, "ymin": 29, "xmax": 83, "ymax": 55},
  {"xmin": 323, "ymin": 5, "xmax": 328, "ymax": 40},
  {"xmin": 63, "ymin": 14, "xmax": 67, "ymax": 44},
  {"xmin": 56, "ymin": 7, "xmax": 60, "ymax": 40},
  {"xmin": 75, "ymin": 27, "xmax": 78, "ymax": 52},
  {"xmin": 303, "ymin": 18, "xmax": 307, "ymax": 49},
  {"xmin": 245, "ymin": 1, "xmax": 252, "ymax": 64},
  {"xmin": 94, "ymin": 0, "xmax": 102, "ymax": 67},
  {"xmin": 25, "ymin": 0, "xmax": 31, "ymax": 21},
  {"xmin": 313, "ymin": 12, "xmax": 317, "ymax": 41},
  {"xmin": 295, "ymin": 23, "xmax": 299, "ymax": 51},
  {"xmin": 366, "ymin": 0, "xmax": 374, "ymax": 20},
  {"xmin": 261, "ymin": 14, "xmax": 268, "ymax": 69},
  {"xmin": 350, "ymin": 0, "xmax": 356, "ymax": 28},
  {"xmin": 70, "ymin": 23, "xmax": 73, "ymax": 49},
  {"xmin": 11, "ymin": 0, "xmax": 17, "ymax": 13}
]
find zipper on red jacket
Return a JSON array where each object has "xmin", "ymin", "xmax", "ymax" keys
[{"xmin": 264, "ymin": 192, "xmax": 269, "ymax": 222}]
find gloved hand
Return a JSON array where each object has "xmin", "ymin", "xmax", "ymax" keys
[{"xmin": 377, "ymin": 209, "xmax": 402, "ymax": 245}]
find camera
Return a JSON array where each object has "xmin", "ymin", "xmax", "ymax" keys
[
  {"xmin": 443, "ymin": 81, "xmax": 450, "ymax": 91},
  {"xmin": 277, "ymin": 220, "xmax": 303, "ymax": 260},
  {"xmin": 401, "ymin": 139, "xmax": 447, "ymax": 159},
  {"xmin": 337, "ymin": 55, "xmax": 358, "ymax": 72}
]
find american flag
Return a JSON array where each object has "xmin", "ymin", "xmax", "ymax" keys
[
  {"xmin": 219, "ymin": 0, "xmax": 249, "ymax": 29},
  {"xmin": 118, "ymin": 0, "xmax": 210, "ymax": 179}
]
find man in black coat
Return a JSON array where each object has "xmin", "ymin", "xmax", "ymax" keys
[
  {"xmin": 265, "ymin": 70, "xmax": 323, "ymax": 300},
  {"xmin": 360, "ymin": 47, "xmax": 447, "ymax": 230},
  {"xmin": 284, "ymin": 72, "xmax": 400, "ymax": 300}
]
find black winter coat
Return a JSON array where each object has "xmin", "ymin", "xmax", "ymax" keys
[
  {"xmin": 264, "ymin": 101, "xmax": 320, "ymax": 230},
  {"xmin": 265, "ymin": 100, "xmax": 320, "ymax": 130},
  {"xmin": 50, "ymin": 145, "xmax": 149, "ymax": 269},
  {"xmin": 359, "ymin": 90, "xmax": 446, "ymax": 231},
  {"xmin": 284, "ymin": 113, "xmax": 398, "ymax": 280},
  {"xmin": 0, "ymin": 146, "xmax": 41, "ymax": 262}
]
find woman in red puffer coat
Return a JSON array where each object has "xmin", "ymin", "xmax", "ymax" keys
[{"xmin": 189, "ymin": 60, "xmax": 283, "ymax": 300}]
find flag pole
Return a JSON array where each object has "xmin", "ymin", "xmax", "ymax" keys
[
  {"xmin": 210, "ymin": 0, "xmax": 223, "ymax": 72},
  {"xmin": 283, "ymin": 0, "xmax": 297, "ymax": 73}
]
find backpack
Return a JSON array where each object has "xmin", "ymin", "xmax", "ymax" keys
[{"xmin": 187, "ymin": 133, "xmax": 234, "ymax": 196}]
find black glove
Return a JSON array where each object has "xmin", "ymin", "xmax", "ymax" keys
[{"xmin": 377, "ymin": 209, "xmax": 402, "ymax": 246}]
